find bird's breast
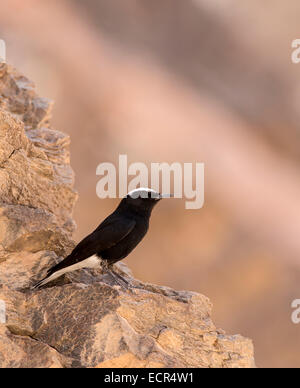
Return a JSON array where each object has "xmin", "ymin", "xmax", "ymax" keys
[{"xmin": 100, "ymin": 221, "xmax": 149, "ymax": 263}]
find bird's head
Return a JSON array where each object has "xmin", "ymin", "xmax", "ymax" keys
[{"xmin": 119, "ymin": 188, "xmax": 172, "ymax": 215}]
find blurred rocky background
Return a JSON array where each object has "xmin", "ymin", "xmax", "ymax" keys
[{"xmin": 0, "ymin": 0, "xmax": 299, "ymax": 367}]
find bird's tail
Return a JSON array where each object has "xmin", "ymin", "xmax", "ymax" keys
[
  {"xmin": 31, "ymin": 277, "xmax": 47, "ymax": 290},
  {"xmin": 31, "ymin": 270, "xmax": 62, "ymax": 290}
]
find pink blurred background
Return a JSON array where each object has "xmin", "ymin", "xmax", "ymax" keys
[{"xmin": 1, "ymin": 0, "xmax": 300, "ymax": 367}]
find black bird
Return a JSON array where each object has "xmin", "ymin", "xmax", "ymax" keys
[{"xmin": 32, "ymin": 188, "xmax": 171, "ymax": 289}]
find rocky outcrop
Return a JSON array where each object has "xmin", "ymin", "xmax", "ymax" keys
[{"xmin": 0, "ymin": 63, "xmax": 255, "ymax": 368}]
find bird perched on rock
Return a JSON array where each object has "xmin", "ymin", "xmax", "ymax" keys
[{"xmin": 32, "ymin": 188, "xmax": 172, "ymax": 289}]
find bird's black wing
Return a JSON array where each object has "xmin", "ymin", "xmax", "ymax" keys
[{"xmin": 47, "ymin": 215, "xmax": 136, "ymax": 276}]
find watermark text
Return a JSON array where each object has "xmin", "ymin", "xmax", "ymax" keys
[
  {"xmin": 291, "ymin": 39, "xmax": 300, "ymax": 64},
  {"xmin": 96, "ymin": 155, "xmax": 204, "ymax": 209}
]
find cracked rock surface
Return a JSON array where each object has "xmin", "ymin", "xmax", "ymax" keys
[{"xmin": 0, "ymin": 63, "xmax": 255, "ymax": 368}]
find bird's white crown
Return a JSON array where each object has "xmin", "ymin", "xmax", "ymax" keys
[{"xmin": 127, "ymin": 187, "xmax": 159, "ymax": 199}]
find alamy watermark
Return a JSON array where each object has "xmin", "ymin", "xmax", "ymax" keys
[
  {"xmin": 291, "ymin": 39, "xmax": 300, "ymax": 64},
  {"xmin": 0, "ymin": 300, "xmax": 6, "ymax": 324},
  {"xmin": 291, "ymin": 299, "xmax": 300, "ymax": 324},
  {"xmin": 96, "ymin": 155, "xmax": 204, "ymax": 209},
  {"xmin": 0, "ymin": 39, "xmax": 6, "ymax": 63}
]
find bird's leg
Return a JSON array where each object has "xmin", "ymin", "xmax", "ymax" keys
[
  {"xmin": 101, "ymin": 260, "xmax": 132, "ymax": 291},
  {"xmin": 109, "ymin": 268, "xmax": 132, "ymax": 288},
  {"xmin": 110, "ymin": 265, "xmax": 148, "ymax": 292},
  {"xmin": 108, "ymin": 270, "xmax": 130, "ymax": 290}
]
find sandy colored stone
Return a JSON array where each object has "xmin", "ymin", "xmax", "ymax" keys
[
  {"xmin": 96, "ymin": 353, "xmax": 165, "ymax": 368},
  {"xmin": 0, "ymin": 325, "xmax": 67, "ymax": 368},
  {"xmin": 0, "ymin": 64, "xmax": 77, "ymax": 232},
  {"xmin": 0, "ymin": 278, "xmax": 255, "ymax": 368}
]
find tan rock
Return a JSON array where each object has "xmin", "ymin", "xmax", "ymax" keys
[
  {"xmin": 96, "ymin": 353, "xmax": 165, "ymax": 368},
  {"xmin": 0, "ymin": 325, "xmax": 68, "ymax": 368},
  {"xmin": 0, "ymin": 63, "xmax": 255, "ymax": 368}
]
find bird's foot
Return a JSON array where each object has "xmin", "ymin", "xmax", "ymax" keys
[{"xmin": 107, "ymin": 268, "xmax": 134, "ymax": 293}]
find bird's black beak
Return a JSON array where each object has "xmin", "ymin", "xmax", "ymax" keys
[{"xmin": 158, "ymin": 193, "xmax": 174, "ymax": 199}]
